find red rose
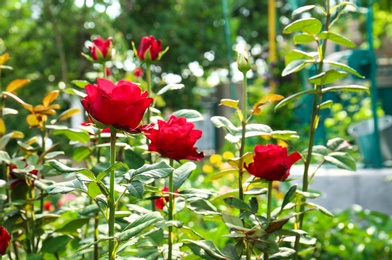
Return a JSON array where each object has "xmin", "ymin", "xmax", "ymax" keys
[
  {"xmin": 81, "ymin": 78, "xmax": 153, "ymax": 132},
  {"xmin": 137, "ymin": 36, "xmax": 163, "ymax": 61},
  {"xmin": 144, "ymin": 115, "xmax": 204, "ymax": 161},
  {"xmin": 155, "ymin": 186, "xmax": 179, "ymax": 210},
  {"xmin": 9, "ymin": 163, "xmax": 38, "ymax": 189},
  {"xmin": 89, "ymin": 36, "xmax": 112, "ymax": 61},
  {"xmin": 0, "ymin": 226, "xmax": 10, "ymax": 255},
  {"xmin": 245, "ymin": 144, "xmax": 301, "ymax": 181},
  {"xmin": 133, "ymin": 68, "xmax": 144, "ymax": 78}
]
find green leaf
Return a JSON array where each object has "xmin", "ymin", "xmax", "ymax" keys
[
  {"xmin": 128, "ymin": 180, "xmax": 145, "ymax": 199},
  {"xmin": 330, "ymin": 1, "xmax": 357, "ymax": 15},
  {"xmin": 46, "ymin": 160, "xmax": 83, "ymax": 173},
  {"xmin": 46, "ymin": 177, "xmax": 87, "ymax": 194},
  {"xmin": 96, "ymin": 162, "xmax": 123, "ymax": 181},
  {"xmin": 222, "ymin": 213, "xmax": 243, "ymax": 227},
  {"xmin": 56, "ymin": 218, "xmax": 90, "ymax": 236},
  {"xmin": 173, "ymin": 161, "xmax": 196, "ymax": 190},
  {"xmin": 291, "ymin": 5, "xmax": 319, "ymax": 17},
  {"xmin": 222, "ymin": 244, "xmax": 240, "ymax": 260},
  {"xmin": 244, "ymin": 188, "xmax": 268, "ymax": 195},
  {"xmin": 40, "ymin": 235, "xmax": 72, "ymax": 254},
  {"xmin": 72, "ymin": 146, "xmax": 91, "ymax": 162},
  {"xmin": 309, "ymin": 70, "xmax": 348, "ymax": 85},
  {"xmin": 324, "ymin": 60, "xmax": 364, "ymax": 78},
  {"xmin": 62, "ymin": 88, "xmax": 86, "ymax": 97},
  {"xmin": 305, "ymin": 202, "xmax": 334, "ymax": 217},
  {"xmin": 71, "ymin": 80, "xmax": 90, "ymax": 88},
  {"xmin": 156, "ymin": 83, "xmax": 185, "ymax": 95},
  {"xmin": 210, "ymin": 116, "xmax": 237, "ymax": 135},
  {"xmin": 125, "ymin": 161, "xmax": 173, "ymax": 182},
  {"xmin": 270, "ymin": 130, "xmax": 300, "ymax": 141},
  {"xmin": 281, "ymin": 185, "xmax": 297, "ymax": 213},
  {"xmin": 116, "ymin": 212, "xmax": 163, "ymax": 242},
  {"xmin": 183, "ymin": 240, "xmax": 227, "ymax": 260},
  {"xmin": 283, "ymin": 18, "xmax": 322, "ymax": 35},
  {"xmin": 275, "ymin": 89, "xmax": 318, "ymax": 110},
  {"xmin": 318, "ymin": 31, "xmax": 356, "ymax": 48},
  {"xmin": 324, "ymin": 152, "xmax": 356, "ymax": 171},
  {"xmin": 318, "ymin": 100, "xmax": 334, "ymax": 110},
  {"xmin": 52, "ymin": 128, "xmax": 90, "ymax": 143},
  {"xmin": 172, "ymin": 109, "xmax": 204, "ymax": 122},
  {"xmin": 296, "ymin": 190, "xmax": 320, "ymax": 199},
  {"xmin": 293, "ymin": 33, "xmax": 315, "ymax": 45},
  {"xmin": 0, "ymin": 151, "xmax": 11, "ymax": 164},
  {"xmin": 88, "ymin": 181, "xmax": 102, "ymax": 199},
  {"xmin": 285, "ymin": 50, "xmax": 317, "ymax": 66},
  {"xmin": 322, "ymin": 85, "xmax": 369, "ymax": 94},
  {"xmin": 269, "ymin": 247, "xmax": 297, "ymax": 259},
  {"xmin": 188, "ymin": 199, "xmax": 219, "ymax": 215},
  {"xmin": 282, "ymin": 59, "xmax": 314, "ymax": 77},
  {"xmin": 327, "ymin": 137, "xmax": 352, "ymax": 151},
  {"xmin": 0, "ymin": 133, "xmax": 12, "ymax": 150},
  {"xmin": 223, "ymin": 197, "xmax": 252, "ymax": 212}
]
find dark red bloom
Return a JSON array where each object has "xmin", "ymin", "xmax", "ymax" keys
[
  {"xmin": 0, "ymin": 226, "xmax": 10, "ymax": 255},
  {"xmin": 89, "ymin": 36, "xmax": 112, "ymax": 61},
  {"xmin": 144, "ymin": 115, "xmax": 204, "ymax": 161},
  {"xmin": 81, "ymin": 78, "xmax": 153, "ymax": 132},
  {"xmin": 133, "ymin": 67, "xmax": 144, "ymax": 78},
  {"xmin": 155, "ymin": 186, "xmax": 179, "ymax": 210},
  {"xmin": 245, "ymin": 144, "xmax": 301, "ymax": 181},
  {"xmin": 9, "ymin": 163, "xmax": 38, "ymax": 189},
  {"xmin": 137, "ymin": 36, "xmax": 163, "ymax": 61}
]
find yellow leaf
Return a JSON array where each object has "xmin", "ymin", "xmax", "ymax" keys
[
  {"xmin": 43, "ymin": 90, "xmax": 60, "ymax": 107},
  {"xmin": 47, "ymin": 104, "xmax": 60, "ymax": 110},
  {"xmin": 3, "ymin": 91, "xmax": 33, "ymax": 111},
  {"xmin": 0, "ymin": 118, "xmax": 6, "ymax": 135},
  {"xmin": 56, "ymin": 108, "xmax": 81, "ymax": 121},
  {"xmin": 228, "ymin": 152, "xmax": 254, "ymax": 169},
  {"xmin": 6, "ymin": 79, "xmax": 30, "ymax": 93},
  {"xmin": 26, "ymin": 136, "xmax": 39, "ymax": 145},
  {"xmin": 0, "ymin": 53, "xmax": 10, "ymax": 66},
  {"xmin": 252, "ymin": 94, "xmax": 284, "ymax": 115},
  {"xmin": 220, "ymin": 99, "xmax": 240, "ymax": 110},
  {"xmin": 26, "ymin": 114, "xmax": 40, "ymax": 127},
  {"xmin": 10, "ymin": 131, "xmax": 24, "ymax": 139}
]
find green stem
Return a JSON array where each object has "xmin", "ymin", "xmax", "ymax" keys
[
  {"xmin": 263, "ymin": 181, "xmax": 273, "ymax": 260},
  {"xmin": 238, "ymin": 71, "xmax": 248, "ymax": 202},
  {"xmin": 94, "ymin": 213, "xmax": 99, "ymax": 260},
  {"xmin": 168, "ymin": 159, "xmax": 174, "ymax": 260},
  {"xmin": 145, "ymin": 63, "xmax": 157, "ymax": 211},
  {"xmin": 108, "ymin": 127, "xmax": 117, "ymax": 260}
]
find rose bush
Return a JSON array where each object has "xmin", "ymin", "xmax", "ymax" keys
[
  {"xmin": 144, "ymin": 115, "xmax": 204, "ymax": 161},
  {"xmin": 245, "ymin": 144, "xmax": 302, "ymax": 181},
  {"xmin": 81, "ymin": 78, "xmax": 153, "ymax": 131}
]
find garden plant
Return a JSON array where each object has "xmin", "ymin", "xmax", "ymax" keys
[{"xmin": 1, "ymin": 1, "xmax": 387, "ymax": 259}]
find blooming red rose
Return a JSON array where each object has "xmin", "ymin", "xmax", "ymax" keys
[
  {"xmin": 133, "ymin": 67, "xmax": 144, "ymax": 78},
  {"xmin": 89, "ymin": 36, "xmax": 112, "ymax": 61},
  {"xmin": 81, "ymin": 78, "xmax": 153, "ymax": 132},
  {"xmin": 9, "ymin": 163, "xmax": 38, "ymax": 189},
  {"xmin": 155, "ymin": 186, "xmax": 179, "ymax": 210},
  {"xmin": 245, "ymin": 144, "xmax": 301, "ymax": 181},
  {"xmin": 137, "ymin": 36, "xmax": 163, "ymax": 61},
  {"xmin": 144, "ymin": 115, "xmax": 204, "ymax": 161},
  {"xmin": 0, "ymin": 226, "xmax": 10, "ymax": 255}
]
